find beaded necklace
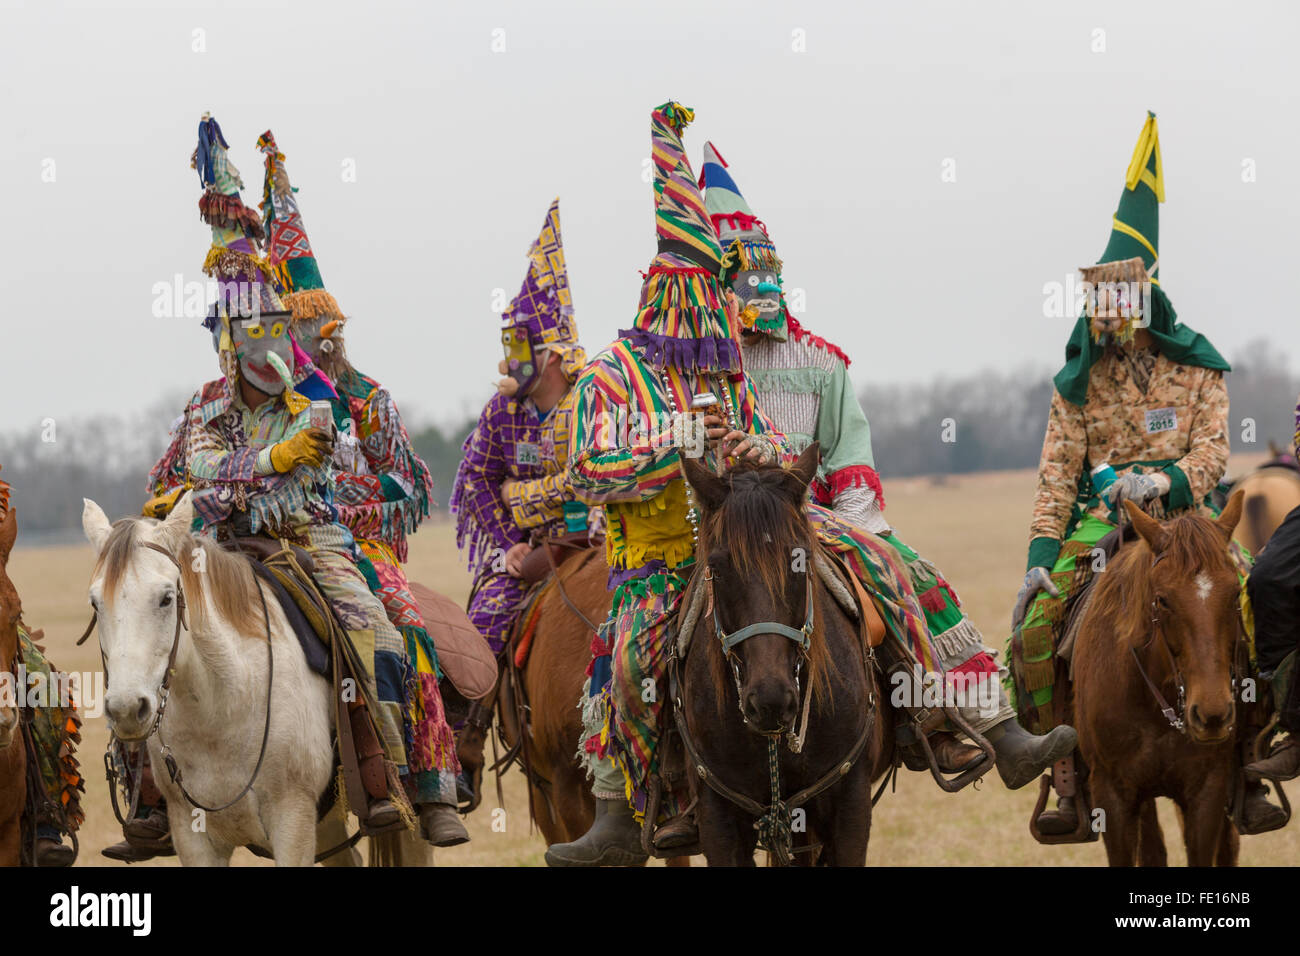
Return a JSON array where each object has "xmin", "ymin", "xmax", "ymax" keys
[{"xmin": 660, "ymin": 367, "xmax": 739, "ymax": 548}]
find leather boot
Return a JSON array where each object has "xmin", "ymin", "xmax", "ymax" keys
[
  {"xmin": 1036, "ymin": 794, "xmax": 1079, "ymax": 835},
  {"xmin": 35, "ymin": 836, "xmax": 75, "ymax": 867},
  {"xmin": 544, "ymin": 798, "xmax": 648, "ymax": 867},
  {"xmin": 651, "ymin": 813, "xmax": 698, "ymax": 851},
  {"xmin": 1239, "ymin": 780, "xmax": 1289, "ymax": 834},
  {"xmin": 1245, "ymin": 736, "xmax": 1300, "ymax": 782},
  {"xmin": 929, "ymin": 732, "xmax": 986, "ymax": 773},
  {"xmin": 420, "ymin": 803, "xmax": 470, "ymax": 847},
  {"xmin": 986, "ymin": 718, "xmax": 1078, "ymax": 790},
  {"xmin": 101, "ymin": 835, "xmax": 175, "ymax": 863},
  {"xmin": 123, "ymin": 807, "xmax": 171, "ymax": 849}
]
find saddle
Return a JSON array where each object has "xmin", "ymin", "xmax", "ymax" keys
[
  {"xmin": 517, "ymin": 531, "xmax": 597, "ymax": 585},
  {"xmin": 409, "ymin": 581, "xmax": 498, "ymax": 702}
]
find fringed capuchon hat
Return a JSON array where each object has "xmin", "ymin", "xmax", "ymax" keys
[
  {"xmin": 256, "ymin": 130, "xmax": 344, "ymax": 327},
  {"xmin": 1053, "ymin": 111, "xmax": 1228, "ymax": 406},
  {"xmin": 699, "ymin": 141, "xmax": 788, "ymax": 340},
  {"xmin": 497, "ymin": 198, "xmax": 586, "ymax": 397},
  {"xmin": 620, "ymin": 102, "xmax": 740, "ymax": 374}
]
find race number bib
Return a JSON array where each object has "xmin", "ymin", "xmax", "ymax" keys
[
  {"xmin": 515, "ymin": 442, "xmax": 542, "ymax": 467},
  {"xmin": 1144, "ymin": 408, "xmax": 1178, "ymax": 434}
]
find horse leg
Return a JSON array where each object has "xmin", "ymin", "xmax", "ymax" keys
[
  {"xmin": 1136, "ymin": 799, "xmax": 1167, "ymax": 867},
  {"xmin": 316, "ymin": 802, "xmax": 362, "ymax": 867},
  {"xmin": 1215, "ymin": 818, "xmax": 1240, "ymax": 867},
  {"xmin": 697, "ymin": 788, "xmax": 755, "ymax": 867},
  {"xmin": 1180, "ymin": 782, "xmax": 1233, "ymax": 867},
  {"xmin": 0, "ymin": 813, "xmax": 19, "ymax": 867},
  {"xmin": 820, "ymin": 771, "xmax": 872, "ymax": 867},
  {"xmin": 169, "ymin": 807, "xmax": 235, "ymax": 866},
  {"xmin": 1091, "ymin": 773, "xmax": 1140, "ymax": 866},
  {"xmin": 268, "ymin": 794, "xmax": 321, "ymax": 867},
  {"xmin": 553, "ymin": 765, "xmax": 594, "ymax": 844},
  {"xmin": 396, "ymin": 826, "xmax": 433, "ymax": 867}
]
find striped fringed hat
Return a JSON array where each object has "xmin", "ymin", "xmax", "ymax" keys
[
  {"xmin": 699, "ymin": 141, "xmax": 787, "ymax": 337},
  {"xmin": 256, "ymin": 131, "xmax": 343, "ymax": 324},
  {"xmin": 503, "ymin": 198, "xmax": 585, "ymax": 381},
  {"xmin": 623, "ymin": 102, "xmax": 739, "ymax": 374},
  {"xmin": 192, "ymin": 114, "xmax": 285, "ymax": 332}
]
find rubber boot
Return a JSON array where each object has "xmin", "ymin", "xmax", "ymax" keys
[
  {"xmin": 544, "ymin": 798, "xmax": 648, "ymax": 867},
  {"xmin": 420, "ymin": 803, "xmax": 470, "ymax": 847},
  {"xmin": 986, "ymin": 717, "xmax": 1078, "ymax": 791}
]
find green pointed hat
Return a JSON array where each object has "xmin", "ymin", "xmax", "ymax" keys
[{"xmin": 1054, "ymin": 111, "xmax": 1228, "ymax": 407}]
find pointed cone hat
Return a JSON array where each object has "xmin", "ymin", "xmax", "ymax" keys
[
  {"xmin": 623, "ymin": 102, "xmax": 739, "ymax": 373},
  {"xmin": 502, "ymin": 198, "xmax": 584, "ymax": 380},
  {"xmin": 257, "ymin": 130, "xmax": 344, "ymax": 323}
]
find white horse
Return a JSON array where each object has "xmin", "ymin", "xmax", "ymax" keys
[{"xmin": 84, "ymin": 494, "xmax": 343, "ymax": 866}]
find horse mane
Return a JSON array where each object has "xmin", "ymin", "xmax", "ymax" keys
[
  {"xmin": 695, "ymin": 466, "xmax": 832, "ymax": 707},
  {"xmin": 1090, "ymin": 512, "xmax": 1234, "ymax": 649},
  {"xmin": 96, "ymin": 518, "xmax": 266, "ymax": 636}
]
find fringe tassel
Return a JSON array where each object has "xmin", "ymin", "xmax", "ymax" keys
[
  {"xmin": 930, "ymin": 617, "xmax": 985, "ymax": 660},
  {"xmin": 285, "ymin": 288, "xmax": 343, "ymax": 321},
  {"xmin": 1023, "ymin": 657, "xmax": 1057, "ymax": 693}
]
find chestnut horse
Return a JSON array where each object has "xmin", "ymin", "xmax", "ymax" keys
[
  {"xmin": 497, "ymin": 547, "xmax": 606, "ymax": 845},
  {"xmin": 0, "ymin": 506, "xmax": 24, "ymax": 867},
  {"xmin": 1073, "ymin": 495, "xmax": 1245, "ymax": 866},
  {"xmin": 679, "ymin": 447, "xmax": 891, "ymax": 866},
  {"xmin": 1228, "ymin": 458, "xmax": 1300, "ymax": 555}
]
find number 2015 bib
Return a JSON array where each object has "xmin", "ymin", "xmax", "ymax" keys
[{"xmin": 1144, "ymin": 408, "xmax": 1178, "ymax": 434}]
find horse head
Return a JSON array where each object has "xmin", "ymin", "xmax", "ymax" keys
[
  {"xmin": 682, "ymin": 442, "xmax": 824, "ymax": 735},
  {"xmin": 83, "ymin": 494, "xmax": 195, "ymax": 741},
  {"xmin": 0, "ymin": 507, "xmax": 21, "ymax": 750},
  {"xmin": 1123, "ymin": 493, "xmax": 1244, "ymax": 744}
]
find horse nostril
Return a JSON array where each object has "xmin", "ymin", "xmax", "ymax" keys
[{"xmin": 135, "ymin": 696, "xmax": 151, "ymax": 723}]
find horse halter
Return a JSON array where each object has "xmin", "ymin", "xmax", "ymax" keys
[{"xmin": 704, "ymin": 563, "xmax": 814, "ymax": 742}]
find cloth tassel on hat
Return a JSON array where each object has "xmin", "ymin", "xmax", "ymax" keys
[{"xmin": 267, "ymin": 351, "xmax": 310, "ymax": 415}]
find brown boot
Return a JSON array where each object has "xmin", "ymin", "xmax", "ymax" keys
[
  {"xmin": 419, "ymin": 802, "xmax": 470, "ymax": 847},
  {"xmin": 123, "ymin": 807, "xmax": 171, "ymax": 849},
  {"xmin": 651, "ymin": 813, "xmax": 698, "ymax": 851},
  {"xmin": 930, "ymin": 732, "xmax": 986, "ymax": 773},
  {"xmin": 1245, "ymin": 736, "xmax": 1300, "ymax": 782},
  {"xmin": 101, "ymin": 835, "xmax": 175, "ymax": 863},
  {"xmin": 1239, "ymin": 780, "xmax": 1288, "ymax": 834},
  {"xmin": 35, "ymin": 836, "xmax": 76, "ymax": 867}
]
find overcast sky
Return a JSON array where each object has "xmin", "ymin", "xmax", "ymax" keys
[{"xmin": 2, "ymin": 0, "xmax": 1296, "ymax": 432}]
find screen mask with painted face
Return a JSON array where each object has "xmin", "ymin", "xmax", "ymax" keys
[
  {"xmin": 730, "ymin": 268, "xmax": 782, "ymax": 330},
  {"xmin": 229, "ymin": 313, "xmax": 294, "ymax": 395},
  {"xmin": 293, "ymin": 315, "xmax": 342, "ymax": 366},
  {"xmin": 500, "ymin": 324, "xmax": 541, "ymax": 397}
]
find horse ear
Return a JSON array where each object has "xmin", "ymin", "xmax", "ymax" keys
[
  {"xmin": 681, "ymin": 455, "xmax": 726, "ymax": 515},
  {"xmin": 1123, "ymin": 499, "xmax": 1168, "ymax": 552},
  {"xmin": 0, "ymin": 508, "xmax": 16, "ymax": 565},
  {"xmin": 1216, "ymin": 488, "xmax": 1245, "ymax": 543},
  {"xmin": 788, "ymin": 441, "xmax": 820, "ymax": 494},
  {"xmin": 82, "ymin": 498, "xmax": 112, "ymax": 553},
  {"xmin": 160, "ymin": 491, "xmax": 196, "ymax": 545}
]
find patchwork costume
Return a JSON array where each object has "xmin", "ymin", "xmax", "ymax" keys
[
  {"xmin": 553, "ymin": 105, "xmax": 939, "ymax": 863},
  {"xmin": 701, "ymin": 143, "xmax": 1016, "ymax": 741},
  {"xmin": 451, "ymin": 199, "xmax": 588, "ymax": 655},
  {"xmin": 258, "ymin": 131, "xmax": 459, "ymax": 809}
]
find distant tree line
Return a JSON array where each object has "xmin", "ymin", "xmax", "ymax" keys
[{"xmin": 2, "ymin": 340, "xmax": 1295, "ymax": 536}]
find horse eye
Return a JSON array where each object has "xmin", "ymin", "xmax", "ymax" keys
[
  {"xmin": 159, "ymin": 593, "xmax": 173, "ymax": 609},
  {"xmin": 1156, "ymin": 595, "xmax": 1170, "ymax": 609}
]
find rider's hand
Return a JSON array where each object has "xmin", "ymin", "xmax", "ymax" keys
[
  {"xmin": 504, "ymin": 541, "xmax": 532, "ymax": 578},
  {"xmin": 721, "ymin": 431, "xmax": 772, "ymax": 467},
  {"xmin": 142, "ymin": 487, "xmax": 184, "ymax": 519},
  {"xmin": 269, "ymin": 428, "xmax": 334, "ymax": 473},
  {"xmin": 1102, "ymin": 471, "xmax": 1169, "ymax": 508},
  {"xmin": 1012, "ymin": 567, "xmax": 1060, "ymax": 630}
]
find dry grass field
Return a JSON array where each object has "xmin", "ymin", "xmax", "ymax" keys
[{"xmin": 9, "ymin": 460, "xmax": 1297, "ymax": 866}]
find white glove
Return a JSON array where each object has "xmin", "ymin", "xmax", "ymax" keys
[
  {"xmin": 1102, "ymin": 471, "xmax": 1170, "ymax": 508},
  {"xmin": 1012, "ymin": 567, "xmax": 1060, "ymax": 630}
]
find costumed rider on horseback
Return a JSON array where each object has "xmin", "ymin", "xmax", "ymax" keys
[
  {"xmin": 700, "ymin": 142, "xmax": 1076, "ymax": 789},
  {"xmin": 1006, "ymin": 111, "xmax": 1284, "ymax": 835},
  {"xmin": 545, "ymin": 102, "xmax": 947, "ymax": 866},
  {"xmin": 1242, "ymin": 396, "xmax": 1300, "ymax": 789},
  {"xmin": 0, "ymin": 474, "xmax": 85, "ymax": 866},
  {"xmin": 450, "ymin": 198, "xmax": 589, "ymax": 803},
  {"xmin": 256, "ymin": 130, "xmax": 466, "ymax": 846}
]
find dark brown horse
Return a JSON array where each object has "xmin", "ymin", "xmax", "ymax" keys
[
  {"xmin": 1073, "ymin": 495, "xmax": 1245, "ymax": 866},
  {"xmin": 0, "ymin": 504, "xmax": 25, "ymax": 867},
  {"xmin": 679, "ymin": 446, "xmax": 892, "ymax": 866}
]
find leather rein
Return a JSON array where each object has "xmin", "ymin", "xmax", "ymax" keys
[{"xmin": 80, "ymin": 540, "xmax": 275, "ymax": 813}]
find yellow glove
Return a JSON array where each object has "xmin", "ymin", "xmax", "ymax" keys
[
  {"xmin": 269, "ymin": 428, "xmax": 333, "ymax": 474},
  {"xmin": 142, "ymin": 487, "xmax": 184, "ymax": 519}
]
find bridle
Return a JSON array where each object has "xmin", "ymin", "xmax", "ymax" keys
[
  {"xmin": 1129, "ymin": 549, "xmax": 1241, "ymax": 737},
  {"xmin": 80, "ymin": 540, "xmax": 275, "ymax": 813}
]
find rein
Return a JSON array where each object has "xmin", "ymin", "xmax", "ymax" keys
[{"xmin": 82, "ymin": 540, "xmax": 276, "ymax": 813}]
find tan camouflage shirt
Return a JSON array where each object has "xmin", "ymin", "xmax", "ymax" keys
[{"xmin": 1031, "ymin": 347, "xmax": 1230, "ymax": 545}]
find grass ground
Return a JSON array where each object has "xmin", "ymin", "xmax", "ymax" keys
[{"xmin": 9, "ymin": 459, "xmax": 1296, "ymax": 866}]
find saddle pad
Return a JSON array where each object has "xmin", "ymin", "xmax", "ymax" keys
[
  {"xmin": 409, "ymin": 582, "xmax": 498, "ymax": 701},
  {"xmin": 247, "ymin": 560, "xmax": 331, "ymax": 676}
]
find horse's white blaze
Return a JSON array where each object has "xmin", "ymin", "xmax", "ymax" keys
[{"xmin": 1195, "ymin": 572, "xmax": 1214, "ymax": 603}]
